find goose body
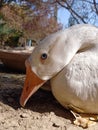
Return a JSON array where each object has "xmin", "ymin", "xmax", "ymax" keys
[
  {"xmin": 51, "ymin": 51, "xmax": 98, "ymax": 113},
  {"xmin": 20, "ymin": 24, "xmax": 98, "ymax": 127}
]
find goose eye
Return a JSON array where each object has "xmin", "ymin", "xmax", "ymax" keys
[{"xmin": 41, "ymin": 53, "xmax": 47, "ymax": 60}]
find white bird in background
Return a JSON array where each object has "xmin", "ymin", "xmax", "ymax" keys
[{"xmin": 20, "ymin": 24, "xmax": 98, "ymax": 128}]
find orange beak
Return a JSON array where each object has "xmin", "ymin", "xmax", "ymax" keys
[{"xmin": 20, "ymin": 60, "xmax": 46, "ymax": 107}]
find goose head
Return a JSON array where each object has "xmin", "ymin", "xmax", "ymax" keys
[{"xmin": 20, "ymin": 25, "xmax": 87, "ymax": 107}]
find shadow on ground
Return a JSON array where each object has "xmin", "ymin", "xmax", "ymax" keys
[
  {"xmin": 0, "ymin": 63, "xmax": 74, "ymax": 123},
  {"xmin": 0, "ymin": 85, "xmax": 74, "ymax": 121}
]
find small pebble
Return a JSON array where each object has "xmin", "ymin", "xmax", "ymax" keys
[
  {"xmin": 50, "ymin": 112, "xmax": 55, "ymax": 116},
  {"xmin": 20, "ymin": 113, "xmax": 29, "ymax": 118},
  {"xmin": 52, "ymin": 123, "xmax": 60, "ymax": 128},
  {"xmin": 32, "ymin": 116, "xmax": 40, "ymax": 120}
]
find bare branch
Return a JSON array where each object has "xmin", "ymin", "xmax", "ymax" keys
[
  {"xmin": 56, "ymin": 0, "xmax": 87, "ymax": 23},
  {"xmin": 93, "ymin": 0, "xmax": 98, "ymax": 14}
]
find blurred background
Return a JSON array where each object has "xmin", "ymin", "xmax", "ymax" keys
[{"xmin": 0, "ymin": 0, "xmax": 98, "ymax": 48}]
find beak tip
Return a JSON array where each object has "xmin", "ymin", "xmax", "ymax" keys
[
  {"xmin": 20, "ymin": 102, "xmax": 25, "ymax": 107},
  {"xmin": 19, "ymin": 96, "xmax": 26, "ymax": 107}
]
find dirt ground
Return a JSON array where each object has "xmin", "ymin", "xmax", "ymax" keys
[{"xmin": 0, "ymin": 64, "xmax": 98, "ymax": 130}]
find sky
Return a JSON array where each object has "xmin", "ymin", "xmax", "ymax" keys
[
  {"xmin": 57, "ymin": 0, "xmax": 98, "ymax": 28},
  {"xmin": 58, "ymin": 8, "xmax": 70, "ymax": 28}
]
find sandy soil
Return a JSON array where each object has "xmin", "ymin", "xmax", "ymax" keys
[{"xmin": 0, "ymin": 66, "xmax": 98, "ymax": 130}]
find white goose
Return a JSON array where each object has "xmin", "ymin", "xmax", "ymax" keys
[{"xmin": 20, "ymin": 24, "xmax": 98, "ymax": 127}]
